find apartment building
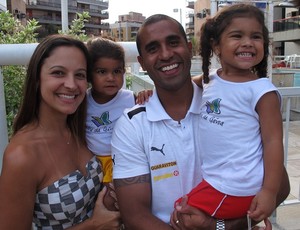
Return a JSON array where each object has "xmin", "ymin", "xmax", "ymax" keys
[
  {"xmin": 0, "ymin": 0, "xmax": 6, "ymax": 12},
  {"xmin": 193, "ymin": 0, "xmax": 300, "ymax": 57},
  {"xmin": 7, "ymin": 0, "xmax": 109, "ymax": 38},
  {"xmin": 110, "ymin": 11, "xmax": 145, "ymax": 41},
  {"xmin": 186, "ymin": 0, "xmax": 195, "ymax": 42}
]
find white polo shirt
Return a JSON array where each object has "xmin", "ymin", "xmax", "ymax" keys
[{"xmin": 112, "ymin": 82, "xmax": 203, "ymax": 223}]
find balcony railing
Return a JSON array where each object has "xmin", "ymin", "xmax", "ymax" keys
[
  {"xmin": 0, "ymin": 43, "xmax": 300, "ymax": 225},
  {"xmin": 274, "ymin": 15, "xmax": 300, "ymax": 32}
]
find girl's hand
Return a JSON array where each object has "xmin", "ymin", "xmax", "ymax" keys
[
  {"xmin": 248, "ymin": 189, "xmax": 276, "ymax": 222},
  {"xmin": 252, "ymin": 218, "xmax": 272, "ymax": 230}
]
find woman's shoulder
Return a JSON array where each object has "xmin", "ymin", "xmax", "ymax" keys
[{"xmin": 4, "ymin": 128, "xmax": 43, "ymax": 172}]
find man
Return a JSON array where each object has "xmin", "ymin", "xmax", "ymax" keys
[{"xmin": 112, "ymin": 14, "xmax": 290, "ymax": 230}]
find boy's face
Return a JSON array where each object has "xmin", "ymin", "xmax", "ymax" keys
[{"xmin": 91, "ymin": 57, "xmax": 125, "ymax": 103}]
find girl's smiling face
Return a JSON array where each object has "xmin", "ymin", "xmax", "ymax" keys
[{"xmin": 215, "ymin": 16, "xmax": 264, "ymax": 77}]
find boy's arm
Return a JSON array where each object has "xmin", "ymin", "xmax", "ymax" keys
[{"xmin": 191, "ymin": 74, "xmax": 203, "ymax": 88}]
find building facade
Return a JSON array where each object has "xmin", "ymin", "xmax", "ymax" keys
[
  {"xmin": 186, "ymin": 1, "xmax": 195, "ymax": 42},
  {"xmin": 193, "ymin": 0, "xmax": 300, "ymax": 58},
  {"xmin": 7, "ymin": 0, "xmax": 109, "ymax": 38},
  {"xmin": 110, "ymin": 11, "xmax": 145, "ymax": 41},
  {"xmin": 0, "ymin": 0, "xmax": 7, "ymax": 12}
]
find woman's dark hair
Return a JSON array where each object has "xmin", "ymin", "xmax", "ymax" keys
[
  {"xmin": 136, "ymin": 14, "xmax": 187, "ymax": 56},
  {"xmin": 200, "ymin": 4, "xmax": 269, "ymax": 83},
  {"xmin": 13, "ymin": 34, "xmax": 91, "ymax": 145},
  {"xmin": 86, "ymin": 37, "xmax": 125, "ymax": 83}
]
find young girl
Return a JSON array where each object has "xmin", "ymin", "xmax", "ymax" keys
[{"xmin": 176, "ymin": 3, "xmax": 284, "ymax": 223}]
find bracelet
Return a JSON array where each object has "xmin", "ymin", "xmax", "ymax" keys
[{"xmin": 216, "ymin": 219, "xmax": 225, "ymax": 230}]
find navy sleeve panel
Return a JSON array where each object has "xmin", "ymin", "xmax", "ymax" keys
[{"xmin": 127, "ymin": 107, "xmax": 146, "ymax": 119}]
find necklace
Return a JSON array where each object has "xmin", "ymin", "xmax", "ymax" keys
[
  {"xmin": 66, "ymin": 131, "xmax": 71, "ymax": 145},
  {"xmin": 39, "ymin": 123, "xmax": 71, "ymax": 145}
]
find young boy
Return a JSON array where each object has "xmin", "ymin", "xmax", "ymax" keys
[{"xmin": 86, "ymin": 38, "xmax": 151, "ymax": 210}]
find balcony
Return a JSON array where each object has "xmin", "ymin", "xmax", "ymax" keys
[
  {"xmin": 274, "ymin": 16, "xmax": 300, "ymax": 32},
  {"xmin": 27, "ymin": 0, "xmax": 73, "ymax": 11},
  {"xmin": 187, "ymin": 0, "xmax": 195, "ymax": 9},
  {"xmin": 273, "ymin": 16, "xmax": 300, "ymax": 42},
  {"xmin": 27, "ymin": 0, "xmax": 109, "ymax": 19},
  {"xmin": 77, "ymin": 0, "xmax": 108, "ymax": 8},
  {"xmin": 186, "ymin": 22, "xmax": 195, "ymax": 29}
]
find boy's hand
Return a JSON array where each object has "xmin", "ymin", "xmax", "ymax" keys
[
  {"xmin": 103, "ymin": 182, "xmax": 119, "ymax": 211},
  {"xmin": 136, "ymin": 89, "xmax": 153, "ymax": 105}
]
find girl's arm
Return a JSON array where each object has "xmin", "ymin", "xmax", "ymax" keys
[{"xmin": 248, "ymin": 91, "xmax": 284, "ymax": 221}]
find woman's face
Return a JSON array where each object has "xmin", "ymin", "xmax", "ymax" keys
[{"xmin": 39, "ymin": 46, "xmax": 88, "ymax": 117}]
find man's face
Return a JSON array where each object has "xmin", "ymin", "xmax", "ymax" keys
[{"xmin": 137, "ymin": 19, "xmax": 192, "ymax": 92}]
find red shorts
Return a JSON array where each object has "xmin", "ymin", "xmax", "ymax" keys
[{"xmin": 175, "ymin": 180, "xmax": 255, "ymax": 219}]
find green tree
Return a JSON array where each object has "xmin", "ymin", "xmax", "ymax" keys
[
  {"xmin": 59, "ymin": 11, "xmax": 91, "ymax": 41},
  {"xmin": 0, "ymin": 11, "xmax": 40, "ymax": 137},
  {"xmin": 1, "ymin": 11, "xmax": 90, "ymax": 137}
]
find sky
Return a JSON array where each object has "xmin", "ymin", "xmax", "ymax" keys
[{"xmin": 105, "ymin": 0, "xmax": 189, "ymax": 25}]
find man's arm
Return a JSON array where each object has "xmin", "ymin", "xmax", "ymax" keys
[
  {"xmin": 173, "ymin": 167, "xmax": 290, "ymax": 230},
  {"xmin": 114, "ymin": 174, "xmax": 173, "ymax": 230}
]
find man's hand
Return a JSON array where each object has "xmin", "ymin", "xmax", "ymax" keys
[{"xmin": 170, "ymin": 195, "xmax": 214, "ymax": 230}]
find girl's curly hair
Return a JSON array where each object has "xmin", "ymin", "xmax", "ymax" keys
[{"xmin": 200, "ymin": 4, "xmax": 269, "ymax": 83}]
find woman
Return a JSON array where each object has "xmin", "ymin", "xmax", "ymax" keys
[{"xmin": 0, "ymin": 34, "xmax": 120, "ymax": 229}]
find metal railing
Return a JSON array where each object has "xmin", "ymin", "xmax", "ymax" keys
[{"xmin": 274, "ymin": 15, "xmax": 300, "ymax": 32}]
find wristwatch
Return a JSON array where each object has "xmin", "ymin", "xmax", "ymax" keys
[{"xmin": 216, "ymin": 219, "xmax": 225, "ymax": 230}]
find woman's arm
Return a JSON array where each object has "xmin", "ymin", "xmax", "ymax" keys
[{"xmin": 0, "ymin": 145, "xmax": 37, "ymax": 230}]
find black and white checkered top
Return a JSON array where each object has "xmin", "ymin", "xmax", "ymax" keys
[{"xmin": 33, "ymin": 156, "xmax": 103, "ymax": 229}]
